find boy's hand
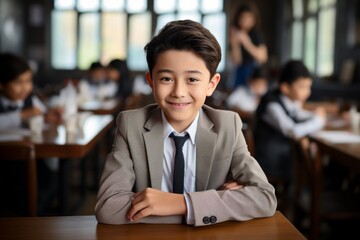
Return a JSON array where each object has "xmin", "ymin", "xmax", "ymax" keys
[
  {"xmin": 315, "ymin": 106, "xmax": 326, "ymax": 119},
  {"xmin": 127, "ymin": 188, "xmax": 186, "ymax": 222},
  {"xmin": 220, "ymin": 181, "xmax": 244, "ymax": 190},
  {"xmin": 45, "ymin": 107, "xmax": 64, "ymax": 125},
  {"xmin": 21, "ymin": 107, "xmax": 42, "ymax": 120}
]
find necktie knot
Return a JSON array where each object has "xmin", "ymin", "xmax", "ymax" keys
[{"xmin": 170, "ymin": 133, "xmax": 189, "ymax": 150}]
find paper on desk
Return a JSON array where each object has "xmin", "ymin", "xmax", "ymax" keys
[
  {"xmin": 314, "ymin": 131, "xmax": 360, "ymax": 143},
  {"xmin": 0, "ymin": 128, "xmax": 31, "ymax": 141}
]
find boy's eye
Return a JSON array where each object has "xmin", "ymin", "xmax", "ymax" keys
[
  {"xmin": 160, "ymin": 77, "xmax": 172, "ymax": 82},
  {"xmin": 188, "ymin": 78, "xmax": 199, "ymax": 83}
]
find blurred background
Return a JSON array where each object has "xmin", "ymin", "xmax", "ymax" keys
[{"xmin": 0, "ymin": 0, "xmax": 359, "ymax": 101}]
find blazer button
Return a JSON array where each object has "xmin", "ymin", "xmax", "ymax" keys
[
  {"xmin": 210, "ymin": 216, "xmax": 217, "ymax": 224},
  {"xmin": 202, "ymin": 216, "xmax": 210, "ymax": 224}
]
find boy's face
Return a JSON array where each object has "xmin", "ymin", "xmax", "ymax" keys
[
  {"xmin": 90, "ymin": 69, "xmax": 106, "ymax": 82},
  {"xmin": 250, "ymin": 78, "xmax": 268, "ymax": 96},
  {"xmin": 0, "ymin": 70, "xmax": 33, "ymax": 101},
  {"xmin": 280, "ymin": 77, "xmax": 312, "ymax": 103},
  {"xmin": 146, "ymin": 50, "xmax": 220, "ymax": 132}
]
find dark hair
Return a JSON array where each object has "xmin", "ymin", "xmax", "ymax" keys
[
  {"xmin": 279, "ymin": 60, "xmax": 311, "ymax": 85},
  {"xmin": 108, "ymin": 59, "xmax": 129, "ymax": 80},
  {"xmin": 232, "ymin": 2, "xmax": 261, "ymax": 30},
  {"xmin": 249, "ymin": 66, "xmax": 268, "ymax": 81},
  {"xmin": 0, "ymin": 53, "xmax": 31, "ymax": 85},
  {"xmin": 144, "ymin": 20, "xmax": 221, "ymax": 78},
  {"xmin": 89, "ymin": 61, "xmax": 104, "ymax": 71}
]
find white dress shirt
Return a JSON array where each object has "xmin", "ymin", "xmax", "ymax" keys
[
  {"xmin": 0, "ymin": 95, "xmax": 46, "ymax": 129},
  {"xmin": 262, "ymin": 94, "xmax": 325, "ymax": 139},
  {"xmin": 161, "ymin": 111, "xmax": 199, "ymax": 225},
  {"xmin": 227, "ymin": 86, "xmax": 258, "ymax": 112}
]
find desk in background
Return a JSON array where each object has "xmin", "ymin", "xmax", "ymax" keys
[
  {"xmin": 79, "ymin": 98, "xmax": 122, "ymax": 115},
  {"xmin": 0, "ymin": 114, "xmax": 114, "ymax": 215},
  {"xmin": 0, "ymin": 211, "xmax": 305, "ymax": 240}
]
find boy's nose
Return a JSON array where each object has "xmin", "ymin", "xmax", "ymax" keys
[{"xmin": 171, "ymin": 80, "xmax": 186, "ymax": 97}]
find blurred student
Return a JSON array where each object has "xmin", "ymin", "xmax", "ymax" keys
[
  {"xmin": 0, "ymin": 53, "xmax": 62, "ymax": 215},
  {"xmin": 228, "ymin": 3, "xmax": 268, "ymax": 89},
  {"xmin": 253, "ymin": 60, "xmax": 326, "ymax": 182},
  {"xmin": 226, "ymin": 67, "xmax": 268, "ymax": 119},
  {"xmin": 107, "ymin": 59, "xmax": 133, "ymax": 103},
  {"xmin": 79, "ymin": 61, "xmax": 115, "ymax": 101},
  {"xmin": 0, "ymin": 53, "xmax": 62, "ymax": 129}
]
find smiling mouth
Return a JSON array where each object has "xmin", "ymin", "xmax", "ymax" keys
[{"xmin": 168, "ymin": 102, "xmax": 191, "ymax": 107}]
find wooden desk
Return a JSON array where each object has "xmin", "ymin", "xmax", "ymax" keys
[
  {"xmin": 307, "ymin": 131, "xmax": 360, "ymax": 239},
  {"xmin": 309, "ymin": 132, "xmax": 360, "ymax": 172},
  {"xmin": 0, "ymin": 115, "xmax": 114, "ymax": 215},
  {"xmin": 0, "ymin": 211, "xmax": 305, "ymax": 240},
  {"xmin": 79, "ymin": 98, "xmax": 122, "ymax": 115}
]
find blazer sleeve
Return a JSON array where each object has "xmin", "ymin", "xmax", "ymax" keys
[
  {"xmin": 95, "ymin": 111, "xmax": 181, "ymax": 225},
  {"xmin": 188, "ymin": 113, "xmax": 277, "ymax": 226}
]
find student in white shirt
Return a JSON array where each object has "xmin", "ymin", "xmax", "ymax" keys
[
  {"xmin": 253, "ymin": 60, "xmax": 326, "ymax": 182},
  {"xmin": 0, "ymin": 53, "xmax": 62, "ymax": 129},
  {"xmin": 227, "ymin": 67, "xmax": 268, "ymax": 120}
]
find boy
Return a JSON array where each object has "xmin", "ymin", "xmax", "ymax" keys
[
  {"xmin": 95, "ymin": 20, "xmax": 276, "ymax": 226},
  {"xmin": 253, "ymin": 60, "xmax": 326, "ymax": 182},
  {"xmin": 227, "ymin": 67, "xmax": 268, "ymax": 121},
  {"xmin": 0, "ymin": 53, "xmax": 62, "ymax": 129}
]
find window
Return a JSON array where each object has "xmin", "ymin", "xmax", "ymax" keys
[
  {"xmin": 51, "ymin": 0, "xmax": 226, "ymax": 72},
  {"xmin": 290, "ymin": 0, "xmax": 337, "ymax": 77},
  {"xmin": 154, "ymin": 0, "xmax": 226, "ymax": 71}
]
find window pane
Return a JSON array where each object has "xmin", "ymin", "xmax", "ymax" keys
[
  {"xmin": 177, "ymin": 12, "xmax": 201, "ymax": 23},
  {"xmin": 201, "ymin": 0, "xmax": 222, "ymax": 13},
  {"xmin": 308, "ymin": 0, "xmax": 318, "ymax": 13},
  {"xmin": 51, "ymin": 11, "xmax": 77, "ymax": 69},
  {"xmin": 126, "ymin": 0, "xmax": 147, "ymax": 13},
  {"xmin": 77, "ymin": 0, "xmax": 100, "ymax": 12},
  {"xmin": 102, "ymin": 13, "xmax": 127, "ymax": 64},
  {"xmin": 317, "ymin": 8, "xmax": 336, "ymax": 76},
  {"xmin": 155, "ymin": 14, "xmax": 176, "ymax": 34},
  {"xmin": 128, "ymin": 12, "xmax": 151, "ymax": 70},
  {"xmin": 178, "ymin": 0, "xmax": 199, "ymax": 12},
  {"xmin": 292, "ymin": 0, "xmax": 303, "ymax": 18},
  {"xmin": 54, "ymin": 0, "xmax": 75, "ymax": 10},
  {"xmin": 320, "ymin": 0, "xmax": 336, "ymax": 7},
  {"xmin": 304, "ymin": 18, "xmax": 316, "ymax": 73},
  {"xmin": 102, "ymin": 0, "xmax": 125, "ymax": 11},
  {"xmin": 78, "ymin": 13, "xmax": 100, "ymax": 69},
  {"xmin": 154, "ymin": 0, "xmax": 176, "ymax": 13},
  {"xmin": 291, "ymin": 21, "xmax": 303, "ymax": 59},
  {"xmin": 203, "ymin": 13, "xmax": 226, "ymax": 72}
]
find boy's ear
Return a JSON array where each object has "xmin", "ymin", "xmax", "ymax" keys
[
  {"xmin": 206, "ymin": 73, "xmax": 221, "ymax": 97},
  {"xmin": 279, "ymin": 82, "xmax": 290, "ymax": 95},
  {"xmin": 145, "ymin": 71, "xmax": 154, "ymax": 90}
]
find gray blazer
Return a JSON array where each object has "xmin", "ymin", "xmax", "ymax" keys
[{"xmin": 95, "ymin": 104, "xmax": 277, "ymax": 226}]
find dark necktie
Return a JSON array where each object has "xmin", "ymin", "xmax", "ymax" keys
[
  {"xmin": 169, "ymin": 132, "xmax": 190, "ymax": 194},
  {"xmin": 7, "ymin": 105, "xmax": 19, "ymax": 111}
]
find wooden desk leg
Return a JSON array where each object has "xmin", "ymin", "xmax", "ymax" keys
[
  {"xmin": 58, "ymin": 159, "xmax": 70, "ymax": 215},
  {"xmin": 311, "ymin": 148, "xmax": 323, "ymax": 240},
  {"xmin": 27, "ymin": 156, "xmax": 38, "ymax": 216}
]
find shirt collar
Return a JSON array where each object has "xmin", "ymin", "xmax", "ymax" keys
[
  {"xmin": 0, "ymin": 96, "xmax": 24, "ymax": 109},
  {"xmin": 280, "ymin": 94, "xmax": 301, "ymax": 113},
  {"xmin": 162, "ymin": 110, "xmax": 199, "ymax": 145}
]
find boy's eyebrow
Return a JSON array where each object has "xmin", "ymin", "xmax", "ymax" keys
[{"xmin": 156, "ymin": 69, "xmax": 204, "ymax": 75}]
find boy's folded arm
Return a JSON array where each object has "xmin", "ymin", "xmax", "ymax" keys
[
  {"xmin": 95, "ymin": 150, "xmax": 183, "ymax": 225},
  {"xmin": 188, "ymin": 183, "xmax": 276, "ymax": 226}
]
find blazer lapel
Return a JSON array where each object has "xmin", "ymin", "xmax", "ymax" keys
[
  {"xmin": 195, "ymin": 110, "xmax": 217, "ymax": 191},
  {"xmin": 143, "ymin": 107, "xmax": 164, "ymax": 190}
]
